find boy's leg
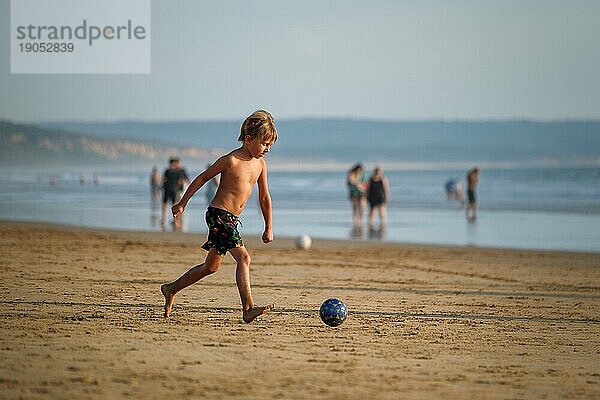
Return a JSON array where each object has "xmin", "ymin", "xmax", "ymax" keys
[
  {"xmin": 229, "ymin": 246, "xmax": 273, "ymax": 323},
  {"xmin": 161, "ymin": 248, "xmax": 222, "ymax": 317}
]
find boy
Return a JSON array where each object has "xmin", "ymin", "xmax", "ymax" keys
[{"xmin": 161, "ymin": 110, "xmax": 277, "ymax": 323}]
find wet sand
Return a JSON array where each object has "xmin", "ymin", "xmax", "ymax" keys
[{"xmin": 1, "ymin": 221, "xmax": 599, "ymax": 399}]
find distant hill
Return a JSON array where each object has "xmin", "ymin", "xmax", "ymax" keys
[
  {"xmin": 43, "ymin": 119, "xmax": 600, "ymax": 165},
  {"xmin": 2, "ymin": 119, "xmax": 599, "ymax": 171},
  {"xmin": 0, "ymin": 121, "xmax": 223, "ymax": 171}
]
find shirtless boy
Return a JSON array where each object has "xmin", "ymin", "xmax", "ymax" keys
[{"xmin": 161, "ymin": 110, "xmax": 277, "ymax": 323}]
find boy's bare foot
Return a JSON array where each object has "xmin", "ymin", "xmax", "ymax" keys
[
  {"xmin": 161, "ymin": 284, "xmax": 174, "ymax": 317},
  {"xmin": 242, "ymin": 304, "xmax": 274, "ymax": 323}
]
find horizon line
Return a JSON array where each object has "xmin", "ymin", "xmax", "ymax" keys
[{"xmin": 4, "ymin": 116, "xmax": 600, "ymax": 125}]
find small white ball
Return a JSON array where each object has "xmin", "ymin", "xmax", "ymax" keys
[{"xmin": 295, "ymin": 234, "xmax": 312, "ymax": 250}]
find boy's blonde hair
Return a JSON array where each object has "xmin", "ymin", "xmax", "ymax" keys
[{"xmin": 238, "ymin": 110, "xmax": 278, "ymax": 143}]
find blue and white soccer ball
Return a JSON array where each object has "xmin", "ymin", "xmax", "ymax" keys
[{"xmin": 319, "ymin": 298, "xmax": 348, "ymax": 327}]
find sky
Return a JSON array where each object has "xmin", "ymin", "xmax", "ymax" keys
[{"xmin": 1, "ymin": 0, "xmax": 599, "ymax": 122}]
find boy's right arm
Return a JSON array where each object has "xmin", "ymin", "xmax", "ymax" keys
[{"xmin": 172, "ymin": 156, "xmax": 230, "ymax": 217}]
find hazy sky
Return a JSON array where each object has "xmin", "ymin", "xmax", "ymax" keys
[{"xmin": 1, "ymin": 0, "xmax": 599, "ymax": 122}]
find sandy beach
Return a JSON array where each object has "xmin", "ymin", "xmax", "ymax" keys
[{"xmin": 1, "ymin": 221, "xmax": 599, "ymax": 399}]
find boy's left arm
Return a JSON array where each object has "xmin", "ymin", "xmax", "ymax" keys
[{"xmin": 257, "ymin": 160, "xmax": 273, "ymax": 244}]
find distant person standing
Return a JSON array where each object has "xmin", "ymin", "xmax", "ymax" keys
[
  {"xmin": 162, "ymin": 158, "xmax": 190, "ymax": 231},
  {"xmin": 347, "ymin": 163, "xmax": 367, "ymax": 228},
  {"xmin": 466, "ymin": 166, "xmax": 480, "ymax": 222},
  {"xmin": 366, "ymin": 167, "xmax": 390, "ymax": 231}
]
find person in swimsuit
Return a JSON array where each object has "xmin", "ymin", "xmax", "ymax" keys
[
  {"xmin": 366, "ymin": 166, "xmax": 390, "ymax": 231},
  {"xmin": 161, "ymin": 110, "xmax": 277, "ymax": 324},
  {"xmin": 347, "ymin": 163, "xmax": 367, "ymax": 228}
]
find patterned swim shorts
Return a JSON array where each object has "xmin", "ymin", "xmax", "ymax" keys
[{"xmin": 201, "ymin": 206, "xmax": 243, "ymax": 256}]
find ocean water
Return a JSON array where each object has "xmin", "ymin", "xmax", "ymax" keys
[{"xmin": 0, "ymin": 167, "xmax": 599, "ymax": 252}]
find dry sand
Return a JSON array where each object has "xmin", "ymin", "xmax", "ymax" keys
[{"xmin": 1, "ymin": 221, "xmax": 599, "ymax": 399}]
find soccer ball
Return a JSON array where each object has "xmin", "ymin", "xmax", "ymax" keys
[
  {"xmin": 319, "ymin": 298, "xmax": 348, "ymax": 327},
  {"xmin": 295, "ymin": 234, "xmax": 312, "ymax": 250}
]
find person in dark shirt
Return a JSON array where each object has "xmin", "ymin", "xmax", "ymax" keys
[{"xmin": 162, "ymin": 157, "xmax": 189, "ymax": 230}]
